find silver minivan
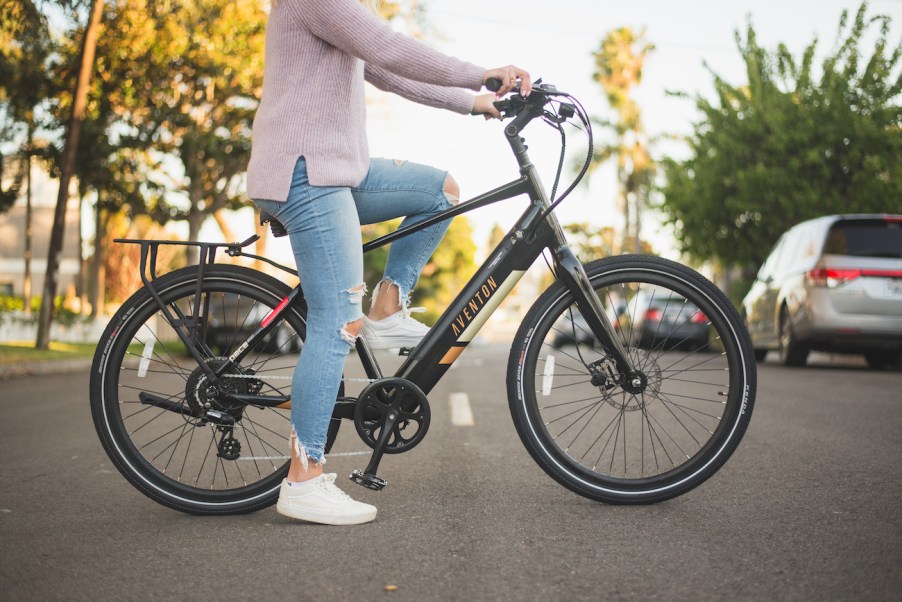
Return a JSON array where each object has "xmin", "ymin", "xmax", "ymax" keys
[{"xmin": 741, "ymin": 214, "xmax": 902, "ymax": 368}]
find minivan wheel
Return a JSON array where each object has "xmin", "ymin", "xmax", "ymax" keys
[
  {"xmin": 779, "ymin": 309, "xmax": 809, "ymax": 367},
  {"xmin": 864, "ymin": 352, "xmax": 900, "ymax": 371}
]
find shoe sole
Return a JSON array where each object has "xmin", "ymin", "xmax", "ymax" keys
[
  {"xmin": 276, "ymin": 501, "xmax": 377, "ymax": 526},
  {"xmin": 365, "ymin": 339, "xmax": 420, "ymax": 350}
]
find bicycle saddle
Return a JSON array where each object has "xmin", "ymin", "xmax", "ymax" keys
[{"xmin": 259, "ymin": 210, "xmax": 288, "ymax": 238}]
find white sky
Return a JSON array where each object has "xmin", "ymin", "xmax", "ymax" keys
[{"xmin": 243, "ymin": 0, "xmax": 901, "ymax": 262}]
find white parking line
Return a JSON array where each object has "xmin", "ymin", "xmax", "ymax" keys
[{"xmin": 449, "ymin": 392, "xmax": 474, "ymax": 426}]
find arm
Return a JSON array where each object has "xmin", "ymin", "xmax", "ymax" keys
[
  {"xmin": 287, "ymin": 0, "xmax": 485, "ymax": 90},
  {"xmin": 364, "ymin": 64, "xmax": 476, "ymax": 115}
]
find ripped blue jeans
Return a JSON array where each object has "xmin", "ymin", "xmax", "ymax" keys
[{"xmin": 254, "ymin": 157, "xmax": 453, "ymax": 465}]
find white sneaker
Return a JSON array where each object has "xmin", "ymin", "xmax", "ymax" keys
[
  {"xmin": 276, "ymin": 474, "xmax": 377, "ymax": 525},
  {"xmin": 361, "ymin": 308, "xmax": 430, "ymax": 350}
]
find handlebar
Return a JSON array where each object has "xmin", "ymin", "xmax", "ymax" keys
[
  {"xmin": 480, "ymin": 78, "xmax": 594, "ymax": 222},
  {"xmin": 483, "ymin": 78, "xmax": 577, "ymax": 137}
]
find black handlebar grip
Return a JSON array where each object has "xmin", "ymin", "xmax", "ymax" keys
[{"xmin": 485, "ymin": 77, "xmax": 503, "ymax": 92}]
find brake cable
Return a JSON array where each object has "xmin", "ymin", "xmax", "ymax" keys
[{"xmin": 525, "ymin": 92, "xmax": 594, "ymax": 240}]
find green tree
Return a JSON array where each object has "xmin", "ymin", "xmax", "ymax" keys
[
  {"xmin": 362, "ymin": 217, "xmax": 477, "ymax": 323},
  {"xmin": 563, "ymin": 222, "xmax": 652, "ymax": 262},
  {"xmin": 587, "ymin": 27, "xmax": 656, "ymax": 254},
  {"xmin": 660, "ymin": 2, "xmax": 901, "ymax": 269},
  {"xmin": 1, "ymin": 2, "xmax": 59, "ymax": 312},
  {"xmin": 86, "ymin": 0, "xmax": 266, "ymax": 260},
  {"xmin": 33, "ymin": 0, "xmax": 103, "ymax": 348}
]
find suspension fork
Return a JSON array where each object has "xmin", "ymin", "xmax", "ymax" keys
[{"xmin": 552, "ymin": 244, "xmax": 636, "ymax": 375}]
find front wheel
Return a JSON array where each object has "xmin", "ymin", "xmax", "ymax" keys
[{"xmin": 507, "ymin": 255, "xmax": 756, "ymax": 504}]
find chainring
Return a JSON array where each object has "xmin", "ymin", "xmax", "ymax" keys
[{"xmin": 353, "ymin": 377, "xmax": 430, "ymax": 454}]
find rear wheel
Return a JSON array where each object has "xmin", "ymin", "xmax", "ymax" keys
[
  {"xmin": 865, "ymin": 352, "xmax": 900, "ymax": 370},
  {"xmin": 90, "ymin": 264, "xmax": 339, "ymax": 515},
  {"xmin": 779, "ymin": 308, "xmax": 809, "ymax": 367},
  {"xmin": 508, "ymin": 255, "xmax": 756, "ymax": 504}
]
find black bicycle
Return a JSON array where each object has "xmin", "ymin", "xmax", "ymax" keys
[{"xmin": 90, "ymin": 80, "xmax": 756, "ymax": 514}]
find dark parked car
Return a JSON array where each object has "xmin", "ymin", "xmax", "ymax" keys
[
  {"xmin": 206, "ymin": 293, "xmax": 300, "ymax": 356},
  {"xmin": 741, "ymin": 214, "xmax": 902, "ymax": 368},
  {"xmin": 550, "ymin": 294, "xmax": 709, "ymax": 352},
  {"xmin": 624, "ymin": 293, "xmax": 710, "ymax": 351}
]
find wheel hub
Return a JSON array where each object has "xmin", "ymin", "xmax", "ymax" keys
[
  {"xmin": 621, "ymin": 371, "xmax": 648, "ymax": 394},
  {"xmin": 185, "ymin": 358, "xmax": 260, "ymax": 415},
  {"xmin": 594, "ymin": 353, "xmax": 664, "ymax": 412}
]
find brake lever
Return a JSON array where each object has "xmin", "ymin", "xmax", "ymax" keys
[{"xmin": 492, "ymin": 94, "xmax": 528, "ymax": 120}]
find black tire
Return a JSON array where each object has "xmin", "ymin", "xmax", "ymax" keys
[
  {"xmin": 864, "ymin": 351, "xmax": 900, "ymax": 370},
  {"xmin": 90, "ymin": 264, "xmax": 338, "ymax": 515},
  {"xmin": 753, "ymin": 348, "xmax": 768, "ymax": 362},
  {"xmin": 507, "ymin": 255, "xmax": 756, "ymax": 504},
  {"xmin": 778, "ymin": 308, "xmax": 808, "ymax": 367}
]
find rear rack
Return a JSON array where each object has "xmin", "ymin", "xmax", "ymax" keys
[
  {"xmin": 114, "ymin": 235, "xmax": 298, "ymax": 289},
  {"xmin": 113, "ymin": 235, "xmax": 299, "ymax": 385}
]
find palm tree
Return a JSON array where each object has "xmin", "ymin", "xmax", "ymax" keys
[{"xmin": 588, "ymin": 27, "xmax": 655, "ymax": 255}]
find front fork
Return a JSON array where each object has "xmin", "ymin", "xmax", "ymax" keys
[{"xmin": 552, "ymin": 244, "xmax": 636, "ymax": 376}]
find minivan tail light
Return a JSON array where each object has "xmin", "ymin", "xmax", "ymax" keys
[
  {"xmin": 644, "ymin": 309, "xmax": 662, "ymax": 322},
  {"xmin": 690, "ymin": 310, "xmax": 709, "ymax": 324},
  {"xmin": 807, "ymin": 268, "xmax": 860, "ymax": 288}
]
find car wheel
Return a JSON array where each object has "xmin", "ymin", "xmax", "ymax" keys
[
  {"xmin": 864, "ymin": 352, "xmax": 900, "ymax": 371},
  {"xmin": 753, "ymin": 348, "xmax": 768, "ymax": 362},
  {"xmin": 779, "ymin": 308, "xmax": 808, "ymax": 367}
]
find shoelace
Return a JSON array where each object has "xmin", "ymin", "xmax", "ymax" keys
[
  {"xmin": 318, "ymin": 474, "xmax": 352, "ymax": 501},
  {"xmin": 399, "ymin": 306, "xmax": 427, "ymax": 322}
]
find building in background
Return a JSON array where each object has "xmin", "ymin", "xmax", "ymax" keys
[{"xmin": 0, "ymin": 188, "xmax": 82, "ymax": 300}]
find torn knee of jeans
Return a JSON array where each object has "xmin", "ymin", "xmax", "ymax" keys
[
  {"xmin": 340, "ymin": 317, "xmax": 363, "ymax": 345},
  {"xmin": 443, "ymin": 174, "xmax": 460, "ymax": 205},
  {"xmin": 393, "ymin": 159, "xmax": 408, "ymax": 166}
]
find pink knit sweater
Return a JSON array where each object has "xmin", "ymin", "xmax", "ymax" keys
[{"xmin": 246, "ymin": 0, "xmax": 487, "ymax": 201}]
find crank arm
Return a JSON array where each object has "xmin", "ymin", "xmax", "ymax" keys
[{"xmin": 349, "ymin": 410, "xmax": 400, "ymax": 491}]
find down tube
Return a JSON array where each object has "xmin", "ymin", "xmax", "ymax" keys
[{"xmin": 396, "ymin": 213, "xmax": 557, "ymax": 394}]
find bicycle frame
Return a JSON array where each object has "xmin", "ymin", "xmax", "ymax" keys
[
  {"xmin": 375, "ymin": 130, "xmax": 635, "ymax": 394},
  {"xmin": 116, "ymin": 99, "xmax": 636, "ymax": 408}
]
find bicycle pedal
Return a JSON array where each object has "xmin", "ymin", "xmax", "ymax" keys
[
  {"xmin": 349, "ymin": 470, "xmax": 387, "ymax": 491},
  {"xmin": 398, "ymin": 347, "xmax": 412, "ymax": 356}
]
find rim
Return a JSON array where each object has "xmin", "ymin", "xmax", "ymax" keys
[
  {"xmin": 520, "ymin": 267, "xmax": 748, "ymax": 492},
  {"xmin": 100, "ymin": 278, "xmax": 301, "ymax": 503}
]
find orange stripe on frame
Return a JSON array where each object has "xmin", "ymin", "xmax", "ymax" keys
[{"xmin": 439, "ymin": 345, "xmax": 467, "ymax": 365}]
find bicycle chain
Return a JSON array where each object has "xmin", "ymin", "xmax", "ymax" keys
[{"xmin": 215, "ymin": 373, "xmax": 375, "ymax": 384}]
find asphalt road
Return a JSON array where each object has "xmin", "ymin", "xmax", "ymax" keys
[{"xmin": 1, "ymin": 346, "xmax": 900, "ymax": 601}]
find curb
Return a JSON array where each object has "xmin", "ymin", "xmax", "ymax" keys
[{"xmin": 0, "ymin": 358, "xmax": 95, "ymax": 380}]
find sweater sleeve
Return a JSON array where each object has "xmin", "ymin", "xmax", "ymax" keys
[
  {"xmin": 286, "ymin": 0, "xmax": 485, "ymax": 90},
  {"xmin": 364, "ymin": 64, "xmax": 476, "ymax": 115}
]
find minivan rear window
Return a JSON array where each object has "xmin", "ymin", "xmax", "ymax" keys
[{"xmin": 822, "ymin": 219, "xmax": 902, "ymax": 259}]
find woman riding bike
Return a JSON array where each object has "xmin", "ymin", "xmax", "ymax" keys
[{"xmin": 247, "ymin": 0, "xmax": 531, "ymax": 525}]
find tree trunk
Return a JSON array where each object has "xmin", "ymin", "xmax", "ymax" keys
[
  {"xmin": 212, "ymin": 208, "xmax": 236, "ymax": 243},
  {"xmin": 23, "ymin": 127, "xmax": 33, "ymax": 316},
  {"xmin": 186, "ymin": 208, "xmax": 205, "ymax": 266},
  {"xmin": 35, "ymin": 0, "xmax": 103, "ymax": 349},
  {"xmin": 89, "ymin": 195, "xmax": 104, "ymax": 317},
  {"xmin": 77, "ymin": 188, "xmax": 87, "ymax": 309}
]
